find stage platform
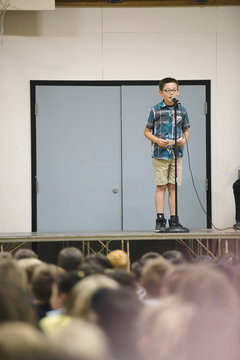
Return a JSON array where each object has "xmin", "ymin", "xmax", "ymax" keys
[{"xmin": 1, "ymin": 229, "xmax": 240, "ymax": 260}]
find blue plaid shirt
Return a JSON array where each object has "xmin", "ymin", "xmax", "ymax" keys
[{"xmin": 145, "ymin": 100, "xmax": 190, "ymax": 160}]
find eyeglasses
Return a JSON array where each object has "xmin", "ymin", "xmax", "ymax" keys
[{"xmin": 162, "ymin": 89, "xmax": 178, "ymax": 94}]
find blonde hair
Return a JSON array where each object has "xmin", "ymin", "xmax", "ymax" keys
[
  {"xmin": 0, "ymin": 322, "xmax": 53, "ymax": 360},
  {"xmin": 50, "ymin": 319, "xmax": 111, "ymax": 360},
  {"xmin": 107, "ymin": 250, "xmax": 129, "ymax": 271}
]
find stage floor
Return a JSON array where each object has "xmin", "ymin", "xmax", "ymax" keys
[
  {"xmin": 0, "ymin": 228, "xmax": 239, "ymax": 243},
  {"xmin": 1, "ymin": 229, "xmax": 240, "ymax": 259}
]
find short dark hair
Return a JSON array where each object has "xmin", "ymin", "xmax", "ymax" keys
[
  {"xmin": 159, "ymin": 77, "xmax": 178, "ymax": 91},
  {"xmin": 55, "ymin": 272, "xmax": 81, "ymax": 295},
  {"xmin": 57, "ymin": 247, "xmax": 83, "ymax": 272},
  {"xmin": 162, "ymin": 250, "xmax": 186, "ymax": 265},
  {"xmin": 14, "ymin": 248, "xmax": 38, "ymax": 260}
]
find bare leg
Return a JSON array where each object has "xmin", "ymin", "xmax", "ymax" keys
[
  {"xmin": 155, "ymin": 185, "xmax": 167, "ymax": 214},
  {"xmin": 168, "ymin": 183, "xmax": 178, "ymax": 216}
]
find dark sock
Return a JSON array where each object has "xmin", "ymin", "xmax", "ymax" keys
[{"xmin": 157, "ymin": 213, "xmax": 164, "ymax": 219}]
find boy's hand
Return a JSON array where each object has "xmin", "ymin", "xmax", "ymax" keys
[
  {"xmin": 157, "ymin": 138, "xmax": 168, "ymax": 147},
  {"xmin": 177, "ymin": 137, "xmax": 186, "ymax": 147}
]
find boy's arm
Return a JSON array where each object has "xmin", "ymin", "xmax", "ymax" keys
[
  {"xmin": 144, "ymin": 128, "xmax": 168, "ymax": 148},
  {"xmin": 177, "ymin": 129, "xmax": 189, "ymax": 147}
]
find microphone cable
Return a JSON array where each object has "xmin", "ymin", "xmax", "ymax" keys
[{"xmin": 184, "ymin": 132, "xmax": 235, "ymax": 232}]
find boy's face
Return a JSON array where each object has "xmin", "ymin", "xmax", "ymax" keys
[{"xmin": 159, "ymin": 82, "xmax": 180, "ymax": 106}]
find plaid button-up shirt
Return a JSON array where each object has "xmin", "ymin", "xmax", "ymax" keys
[{"xmin": 145, "ymin": 100, "xmax": 190, "ymax": 160}]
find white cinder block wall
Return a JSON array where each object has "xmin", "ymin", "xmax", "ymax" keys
[{"xmin": 0, "ymin": 6, "xmax": 239, "ymax": 232}]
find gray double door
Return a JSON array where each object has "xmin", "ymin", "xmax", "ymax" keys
[{"xmin": 35, "ymin": 83, "xmax": 207, "ymax": 232}]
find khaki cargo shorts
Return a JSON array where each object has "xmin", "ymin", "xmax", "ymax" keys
[{"xmin": 152, "ymin": 157, "xmax": 183, "ymax": 186}]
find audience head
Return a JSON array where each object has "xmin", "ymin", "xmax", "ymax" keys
[
  {"xmin": 50, "ymin": 272, "xmax": 80, "ymax": 310},
  {"xmin": 91, "ymin": 287, "xmax": 141, "ymax": 360},
  {"xmin": 140, "ymin": 251, "xmax": 161, "ymax": 265},
  {"xmin": 138, "ymin": 296, "xmax": 196, "ymax": 360},
  {"xmin": 0, "ymin": 281, "xmax": 36, "ymax": 324},
  {"xmin": 77, "ymin": 262, "xmax": 104, "ymax": 277},
  {"xmin": 84, "ymin": 253, "xmax": 113, "ymax": 270},
  {"xmin": 18, "ymin": 258, "xmax": 43, "ymax": 284},
  {"xmin": 140, "ymin": 256, "xmax": 173, "ymax": 298},
  {"xmin": 130, "ymin": 260, "xmax": 143, "ymax": 282},
  {"xmin": 14, "ymin": 248, "xmax": 38, "ymax": 260},
  {"xmin": 0, "ymin": 322, "xmax": 55, "ymax": 360},
  {"xmin": 173, "ymin": 263, "xmax": 239, "ymax": 311},
  {"xmin": 162, "ymin": 250, "xmax": 186, "ymax": 265},
  {"xmin": 107, "ymin": 250, "xmax": 129, "ymax": 271},
  {"xmin": 57, "ymin": 247, "xmax": 83, "ymax": 272},
  {"xmin": 50, "ymin": 319, "xmax": 111, "ymax": 360},
  {"xmin": 104, "ymin": 268, "xmax": 137, "ymax": 291},
  {"xmin": 31, "ymin": 264, "xmax": 61, "ymax": 304},
  {"xmin": 139, "ymin": 294, "xmax": 239, "ymax": 360},
  {"xmin": 0, "ymin": 257, "xmax": 28, "ymax": 291},
  {"xmin": 193, "ymin": 254, "xmax": 216, "ymax": 264},
  {"xmin": 66, "ymin": 274, "xmax": 119, "ymax": 320}
]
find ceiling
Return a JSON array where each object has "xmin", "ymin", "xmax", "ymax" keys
[{"xmin": 55, "ymin": 0, "xmax": 240, "ymax": 7}]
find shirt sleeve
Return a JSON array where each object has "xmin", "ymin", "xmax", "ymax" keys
[
  {"xmin": 145, "ymin": 107, "xmax": 155, "ymax": 130},
  {"xmin": 182, "ymin": 107, "xmax": 190, "ymax": 130}
]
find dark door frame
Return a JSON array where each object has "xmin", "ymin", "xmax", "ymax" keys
[{"xmin": 30, "ymin": 79, "xmax": 211, "ymax": 231}]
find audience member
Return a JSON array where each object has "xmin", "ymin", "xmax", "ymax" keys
[
  {"xmin": 17, "ymin": 258, "xmax": 43, "ymax": 290},
  {"xmin": 57, "ymin": 247, "xmax": 84, "ymax": 272},
  {"xmin": 31, "ymin": 263, "xmax": 61, "ymax": 321},
  {"xmin": 140, "ymin": 251, "xmax": 161, "ymax": 264},
  {"xmin": 66, "ymin": 274, "xmax": 119, "ymax": 321},
  {"xmin": 138, "ymin": 296, "xmax": 196, "ymax": 360},
  {"xmin": 0, "ymin": 281, "xmax": 36, "ymax": 324},
  {"xmin": 0, "ymin": 247, "xmax": 240, "ymax": 360},
  {"xmin": 84, "ymin": 253, "xmax": 113, "ymax": 270},
  {"xmin": 0, "ymin": 257, "xmax": 28, "ymax": 291},
  {"xmin": 140, "ymin": 256, "xmax": 173, "ymax": 302},
  {"xmin": 104, "ymin": 268, "xmax": 137, "ymax": 292},
  {"xmin": 107, "ymin": 249, "xmax": 129, "ymax": 271},
  {"xmin": 40, "ymin": 272, "xmax": 81, "ymax": 333},
  {"xmin": 0, "ymin": 322, "xmax": 54, "ymax": 360},
  {"xmin": 50, "ymin": 319, "xmax": 111, "ymax": 360},
  {"xmin": 77, "ymin": 261, "xmax": 104, "ymax": 277},
  {"xmin": 90, "ymin": 287, "xmax": 142, "ymax": 360},
  {"xmin": 172, "ymin": 263, "xmax": 239, "ymax": 311},
  {"xmin": 14, "ymin": 248, "xmax": 38, "ymax": 260},
  {"xmin": 193, "ymin": 254, "xmax": 216, "ymax": 264},
  {"xmin": 162, "ymin": 249, "xmax": 186, "ymax": 264}
]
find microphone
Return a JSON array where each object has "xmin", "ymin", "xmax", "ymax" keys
[{"xmin": 171, "ymin": 97, "xmax": 180, "ymax": 104}]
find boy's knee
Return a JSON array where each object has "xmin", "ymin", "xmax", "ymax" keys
[
  {"xmin": 156, "ymin": 185, "xmax": 167, "ymax": 191},
  {"xmin": 168, "ymin": 183, "xmax": 175, "ymax": 191}
]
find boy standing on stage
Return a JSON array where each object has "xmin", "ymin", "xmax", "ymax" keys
[{"xmin": 144, "ymin": 77, "xmax": 190, "ymax": 233}]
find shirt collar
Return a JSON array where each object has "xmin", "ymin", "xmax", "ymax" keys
[
  {"xmin": 160, "ymin": 100, "xmax": 169, "ymax": 108},
  {"xmin": 160, "ymin": 100, "xmax": 175, "ymax": 109}
]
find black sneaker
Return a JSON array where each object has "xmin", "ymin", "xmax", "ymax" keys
[
  {"xmin": 155, "ymin": 217, "xmax": 166, "ymax": 233},
  {"xmin": 169, "ymin": 215, "xmax": 183, "ymax": 228},
  {"xmin": 233, "ymin": 221, "xmax": 240, "ymax": 230}
]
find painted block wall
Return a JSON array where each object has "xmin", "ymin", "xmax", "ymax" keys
[{"xmin": 0, "ymin": 6, "xmax": 239, "ymax": 231}]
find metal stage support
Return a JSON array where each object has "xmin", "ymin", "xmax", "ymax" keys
[{"xmin": 0, "ymin": 230, "xmax": 240, "ymax": 260}]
